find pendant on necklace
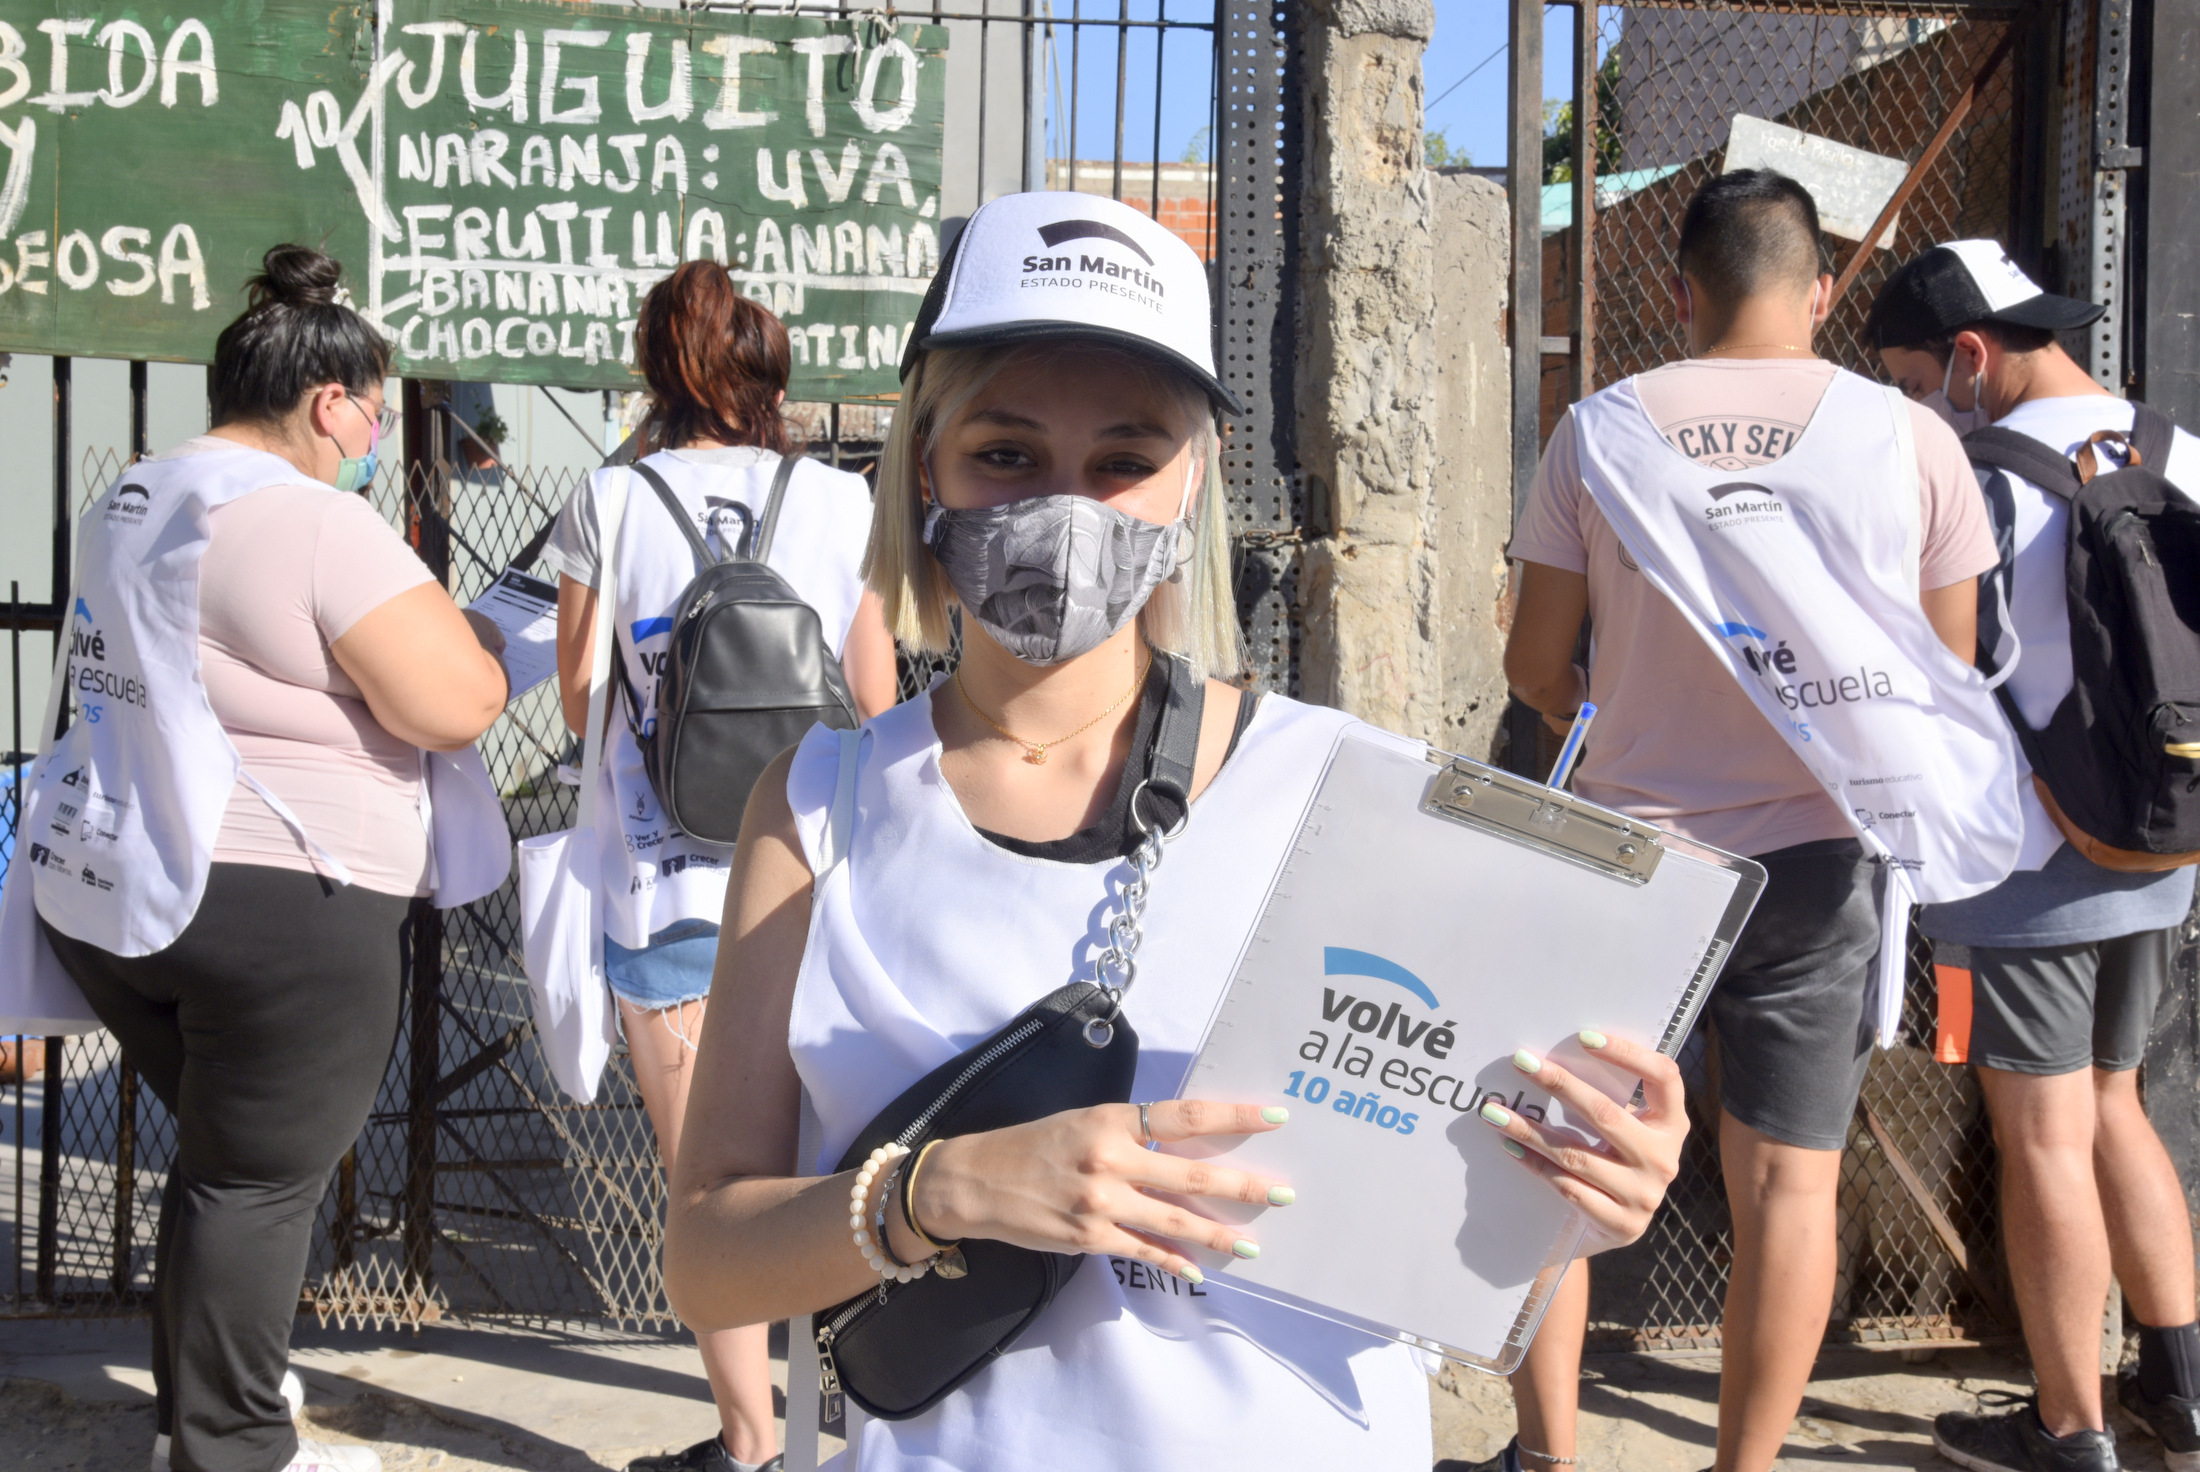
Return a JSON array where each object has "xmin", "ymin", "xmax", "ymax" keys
[{"xmin": 1025, "ymin": 745, "xmax": 1048, "ymax": 766}]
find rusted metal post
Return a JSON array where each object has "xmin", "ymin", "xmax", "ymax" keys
[{"xmin": 1570, "ymin": 0, "xmax": 1598, "ymax": 402}]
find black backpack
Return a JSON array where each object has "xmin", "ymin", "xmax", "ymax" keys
[
  {"xmin": 618, "ymin": 454, "xmax": 858, "ymax": 845},
  {"xmin": 1964, "ymin": 405, "xmax": 2200, "ymax": 868}
]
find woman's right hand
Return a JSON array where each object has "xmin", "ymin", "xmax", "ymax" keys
[{"xmin": 891, "ymin": 1101, "xmax": 1294, "ymax": 1282}]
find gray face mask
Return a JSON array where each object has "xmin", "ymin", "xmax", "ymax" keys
[{"xmin": 925, "ymin": 486, "xmax": 1189, "ymax": 666}]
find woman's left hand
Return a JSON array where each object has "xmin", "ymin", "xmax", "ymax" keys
[{"xmin": 1476, "ymin": 1031, "xmax": 1686, "ymax": 1251}]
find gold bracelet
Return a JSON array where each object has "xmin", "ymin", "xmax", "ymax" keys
[{"xmin": 901, "ymin": 1138, "xmax": 962, "ymax": 1254}]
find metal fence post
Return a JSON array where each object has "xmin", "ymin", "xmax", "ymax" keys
[
  {"xmin": 36, "ymin": 1036, "xmax": 61, "ymax": 1302},
  {"xmin": 400, "ymin": 380, "xmax": 449, "ymax": 1321}
]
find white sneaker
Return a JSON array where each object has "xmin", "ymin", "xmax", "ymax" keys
[
  {"xmin": 149, "ymin": 1432, "xmax": 170, "ymax": 1472},
  {"xmin": 286, "ymin": 1440, "xmax": 381, "ymax": 1472},
  {"xmin": 281, "ymin": 1369, "xmax": 306, "ymax": 1419}
]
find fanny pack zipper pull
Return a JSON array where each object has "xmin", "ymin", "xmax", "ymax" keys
[{"xmin": 816, "ymin": 1323, "xmax": 845, "ymax": 1428}]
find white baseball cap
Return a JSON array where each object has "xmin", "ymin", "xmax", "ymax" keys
[
  {"xmin": 900, "ymin": 190, "xmax": 1243, "ymax": 414},
  {"xmin": 1867, "ymin": 238, "xmax": 2104, "ymax": 349}
]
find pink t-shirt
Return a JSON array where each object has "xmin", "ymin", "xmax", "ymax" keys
[
  {"xmin": 180, "ymin": 439, "xmax": 438, "ymax": 895},
  {"xmin": 1509, "ymin": 359, "xmax": 1998, "ymax": 857}
]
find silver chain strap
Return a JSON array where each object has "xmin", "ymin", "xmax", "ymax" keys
[{"xmin": 1082, "ymin": 778, "xmax": 1188, "ymax": 1049}]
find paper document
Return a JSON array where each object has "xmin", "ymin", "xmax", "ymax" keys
[
  {"xmin": 1171, "ymin": 728, "xmax": 1762, "ymax": 1373},
  {"xmin": 468, "ymin": 568, "xmax": 561, "ymax": 700}
]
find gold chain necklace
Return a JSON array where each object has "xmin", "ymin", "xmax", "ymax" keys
[
  {"xmin": 1698, "ymin": 342, "xmax": 1813, "ymax": 355},
  {"xmin": 955, "ymin": 650, "xmax": 1151, "ymax": 766}
]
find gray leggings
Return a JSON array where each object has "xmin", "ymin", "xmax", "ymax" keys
[{"xmin": 44, "ymin": 863, "xmax": 412, "ymax": 1472}]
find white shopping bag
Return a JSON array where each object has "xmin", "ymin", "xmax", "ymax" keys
[{"xmin": 518, "ymin": 472, "xmax": 628, "ymax": 1102}]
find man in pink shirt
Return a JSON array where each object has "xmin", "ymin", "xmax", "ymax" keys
[{"xmin": 1495, "ymin": 171, "xmax": 1998, "ymax": 1472}]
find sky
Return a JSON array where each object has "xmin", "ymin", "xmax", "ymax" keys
[
  {"xmin": 1427, "ymin": 1, "xmax": 1576, "ymax": 171},
  {"xmin": 1039, "ymin": 2, "xmax": 1569, "ymax": 172}
]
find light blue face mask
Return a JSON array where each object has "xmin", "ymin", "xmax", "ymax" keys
[{"xmin": 333, "ymin": 394, "xmax": 382, "ymax": 494}]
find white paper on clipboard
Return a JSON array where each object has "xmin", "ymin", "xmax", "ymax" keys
[
  {"xmin": 467, "ymin": 568, "xmax": 562, "ymax": 700},
  {"xmin": 1167, "ymin": 726, "xmax": 1764, "ymax": 1375}
]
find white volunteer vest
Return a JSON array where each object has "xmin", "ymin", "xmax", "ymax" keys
[
  {"xmin": 784, "ymin": 690, "xmax": 1432, "ymax": 1472},
  {"xmin": 0, "ymin": 445, "xmax": 506, "ymax": 1025},
  {"xmin": 1571, "ymin": 371, "xmax": 2023, "ymax": 1040},
  {"xmin": 593, "ymin": 450, "xmax": 868, "ymax": 948}
]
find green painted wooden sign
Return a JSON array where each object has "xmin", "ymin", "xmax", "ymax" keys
[{"xmin": 0, "ymin": 0, "xmax": 947, "ymax": 398}]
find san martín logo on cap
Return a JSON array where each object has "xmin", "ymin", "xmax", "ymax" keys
[{"xmin": 1021, "ymin": 218, "xmax": 1167, "ymax": 299}]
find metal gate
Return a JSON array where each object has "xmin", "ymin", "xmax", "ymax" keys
[
  {"xmin": 1508, "ymin": 0, "xmax": 2060, "ymax": 1351},
  {"xmin": 2, "ymin": 0, "xmax": 1304, "ymax": 1329}
]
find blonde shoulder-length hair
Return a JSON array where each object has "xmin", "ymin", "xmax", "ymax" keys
[{"xmin": 864, "ymin": 341, "xmax": 1242, "ymax": 681}]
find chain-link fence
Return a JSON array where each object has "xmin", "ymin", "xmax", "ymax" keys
[{"xmin": 1541, "ymin": 1, "xmax": 2026, "ymax": 439}]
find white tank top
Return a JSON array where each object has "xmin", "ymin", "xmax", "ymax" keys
[
  {"xmin": 594, "ymin": 449, "xmax": 871, "ymax": 946},
  {"xmin": 785, "ymin": 688, "xmax": 1433, "ymax": 1472}
]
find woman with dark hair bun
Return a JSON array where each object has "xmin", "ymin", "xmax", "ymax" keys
[
  {"xmin": 541, "ymin": 261, "xmax": 894, "ymax": 1472},
  {"xmin": 1, "ymin": 245, "xmax": 512, "ymax": 1472}
]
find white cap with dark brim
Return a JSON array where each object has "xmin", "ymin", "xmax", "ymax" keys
[
  {"xmin": 1868, "ymin": 238, "xmax": 2105, "ymax": 349},
  {"xmin": 900, "ymin": 190, "xmax": 1244, "ymax": 415}
]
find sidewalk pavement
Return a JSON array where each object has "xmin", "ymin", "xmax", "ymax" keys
[
  {"xmin": 0, "ymin": 1316, "xmax": 2175, "ymax": 1471},
  {"xmin": 0, "ymin": 1316, "xmax": 830, "ymax": 1470}
]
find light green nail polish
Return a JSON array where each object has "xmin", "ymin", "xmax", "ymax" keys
[
  {"xmin": 1514, "ymin": 1049, "xmax": 1543, "ymax": 1074},
  {"xmin": 1480, "ymin": 1101, "xmax": 1512, "ymax": 1127},
  {"xmin": 1267, "ymin": 1185, "xmax": 1296, "ymax": 1207},
  {"xmin": 1502, "ymin": 1138, "xmax": 1528, "ymax": 1160},
  {"xmin": 1260, "ymin": 1106, "xmax": 1289, "ymax": 1124},
  {"xmin": 1182, "ymin": 1265, "xmax": 1205, "ymax": 1285},
  {"xmin": 1578, "ymin": 1029, "xmax": 1609, "ymax": 1049},
  {"xmin": 1232, "ymin": 1239, "xmax": 1261, "ymax": 1260}
]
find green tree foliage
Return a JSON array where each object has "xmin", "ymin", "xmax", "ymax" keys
[
  {"xmin": 1542, "ymin": 48, "xmax": 1623, "ymax": 184},
  {"xmin": 1425, "ymin": 129, "xmax": 1468, "ymax": 169}
]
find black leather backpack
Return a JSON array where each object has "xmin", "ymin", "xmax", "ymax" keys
[
  {"xmin": 619, "ymin": 454, "xmax": 858, "ymax": 845},
  {"xmin": 1964, "ymin": 406, "xmax": 2200, "ymax": 869}
]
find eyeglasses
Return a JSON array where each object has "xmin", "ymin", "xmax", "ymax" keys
[{"xmin": 347, "ymin": 394, "xmax": 400, "ymax": 440}]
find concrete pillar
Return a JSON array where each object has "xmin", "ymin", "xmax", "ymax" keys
[
  {"xmin": 1430, "ymin": 171, "xmax": 1515, "ymax": 762},
  {"xmin": 1294, "ymin": 0, "xmax": 1441, "ymax": 737},
  {"xmin": 1294, "ymin": 0, "xmax": 1513, "ymax": 757}
]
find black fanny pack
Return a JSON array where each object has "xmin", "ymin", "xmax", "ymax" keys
[{"xmin": 813, "ymin": 652, "xmax": 1204, "ymax": 1427}]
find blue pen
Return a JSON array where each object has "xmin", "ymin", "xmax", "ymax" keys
[{"xmin": 1546, "ymin": 702, "xmax": 1598, "ymax": 789}]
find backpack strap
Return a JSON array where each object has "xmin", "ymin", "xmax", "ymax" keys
[
  {"xmin": 632, "ymin": 459, "xmax": 723, "ymax": 569},
  {"xmin": 2131, "ymin": 402, "xmax": 2176, "ymax": 470},
  {"xmin": 1962, "ymin": 426, "xmax": 2085, "ymax": 500},
  {"xmin": 746, "ymin": 451, "xmax": 804, "ymax": 562}
]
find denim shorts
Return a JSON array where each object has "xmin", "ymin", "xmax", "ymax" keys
[{"xmin": 603, "ymin": 918, "xmax": 720, "ymax": 1009}]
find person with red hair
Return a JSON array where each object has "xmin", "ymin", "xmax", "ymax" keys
[{"xmin": 542, "ymin": 263, "xmax": 896, "ymax": 1472}]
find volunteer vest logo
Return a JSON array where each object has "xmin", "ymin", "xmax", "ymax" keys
[
  {"xmin": 1288, "ymin": 946, "xmax": 1544, "ymax": 1134},
  {"xmin": 103, "ymin": 482, "xmax": 151, "ymax": 525},
  {"xmin": 1716, "ymin": 621, "xmax": 1895, "ymax": 718},
  {"xmin": 1702, "ymin": 480, "xmax": 1787, "ymax": 530},
  {"xmin": 701, "ymin": 497, "xmax": 752, "ymax": 550},
  {"xmin": 1021, "ymin": 221, "xmax": 1167, "ymax": 305},
  {"xmin": 68, "ymin": 600, "xmax": 150, "ymax": 717}
]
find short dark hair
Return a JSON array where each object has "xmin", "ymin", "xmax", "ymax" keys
[
  {"xmin": 1888, "ymin": 320, "xmax": 2060, "ymax": 366},
  {"xmin": 210, "ymin": 246, "xmax": 389, "ymax": 427},
  {"xmin": 1676, "ymin": 169, "xmax": 1826, "ymax": 309}
]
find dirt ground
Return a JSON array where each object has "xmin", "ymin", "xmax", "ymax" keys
[{"xmin": 3, "ymin": 1347, "xmax": 2182, "ymax": 1471}]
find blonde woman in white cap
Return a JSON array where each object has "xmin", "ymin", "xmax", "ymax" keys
[{"xmin": 659, "ymin": 191, "xmax": 1689, "ymax": 1470}]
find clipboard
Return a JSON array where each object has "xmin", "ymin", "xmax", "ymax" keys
[{"xmin": 1168, "ymin": 725, "xmax": 1765, "ymax": 1374}]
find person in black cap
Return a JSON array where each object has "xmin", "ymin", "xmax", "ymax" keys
[{"xmin": 1871, "ymin": 242, "xmax": 2200, "ymax": 1472}]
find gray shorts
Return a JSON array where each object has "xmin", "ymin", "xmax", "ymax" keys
[
  {"xmin": 1954, "ymin": 929, "xmax": 2171, "ymax": 1075},
  {"xmin": 1704, "ymin": 838, "xmax": 1881, "ymax": 1152}
]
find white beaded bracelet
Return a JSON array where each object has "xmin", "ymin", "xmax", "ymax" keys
[{"xmin": 849, "ymin": 1142, "xmax": 937, "ymax": 1289}]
